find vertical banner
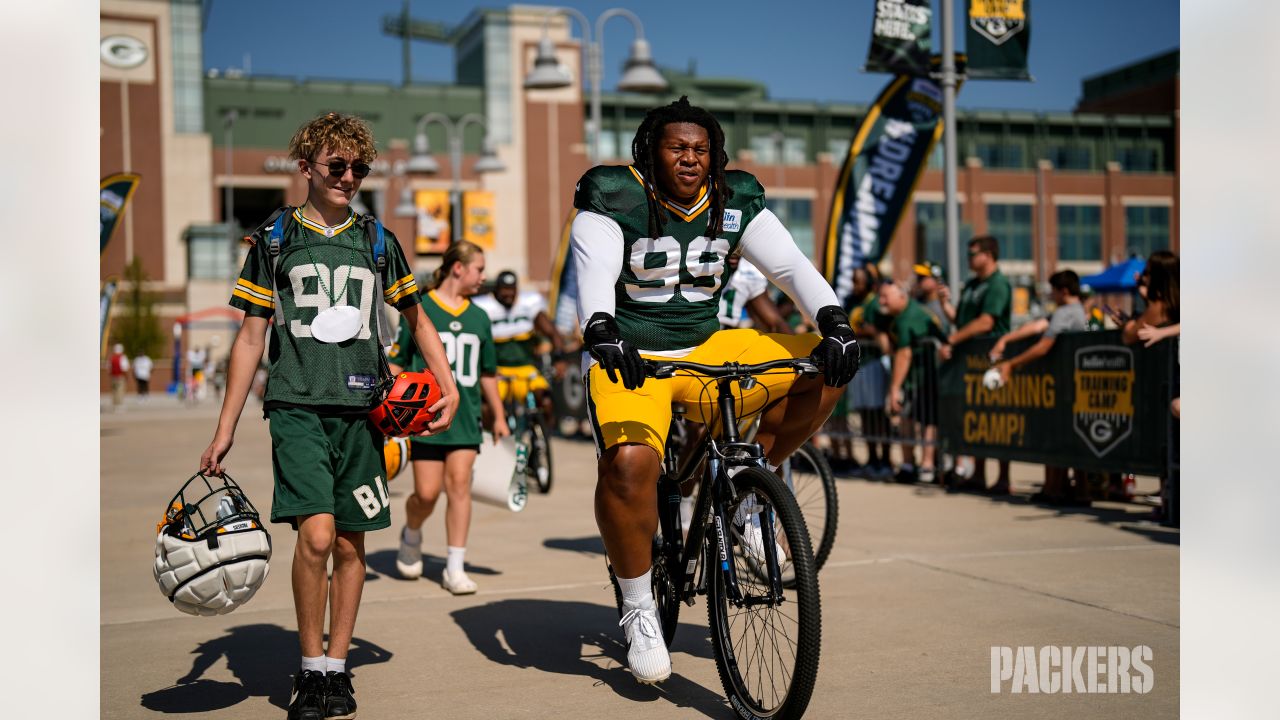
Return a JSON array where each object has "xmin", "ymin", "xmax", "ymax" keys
[
  {"xmin": 966, "ymin": 0, "xmax": 1031, "ymax": 79},
  {"xmin": 462, "ymin": 190, "xmax": 496, "ymax": 249},
  {"xmin": 100, "ymin": 279, "xmax": 119, "ymax": 358},
  {"xmin": 547, "ymin": 209, "xmax": 580, "ymax": 338},
  {"xmin": 865, "ymin": 0, "xmax": 933, "ymax": 76},
  {"xmin": 413, "ymin": 189, "xmax": 452, "ymax": 255},
  {"xmin": 100, "ymin": 173, "xmax": 141, "ymax": 254},
  {"xmin": 823, "ymin": 69, "xmax": 956, "ymax": 304}
]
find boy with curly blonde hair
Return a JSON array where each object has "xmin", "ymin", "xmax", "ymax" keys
[{"xmin": 200, "ymin": 112, "xmax": 459, "ymax": 720}]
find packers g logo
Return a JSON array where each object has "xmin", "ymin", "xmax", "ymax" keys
[{"xmin": 1072, "ymin": 347, "xmax": 1135, "ymax": 458}]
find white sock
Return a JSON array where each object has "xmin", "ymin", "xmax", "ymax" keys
[
  {"xmin": 679, "ymin": 495, "xmax": 695, "ymax": 531},
  {"xmin": 325, "ymin": 656, "xmax": 346, "ymax": 675},
  {"xmin": 446, "ymin": 546, "xmax": 466, "ymax": 575},
  {"xmin": 617, "ymin": 569, "xmax": 653, "ymax": 607},
  {"xmin": 301, "ymin": 655, "xmax": 326, "ymax": 673},
  {"xmin": 402, "ymin": 526, "xmax": 422, "ymax": 546}
]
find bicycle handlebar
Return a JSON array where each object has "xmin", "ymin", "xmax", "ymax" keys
[{"xmin": 643, "ymin": 356, "xmax": 823, "ymax": 380}]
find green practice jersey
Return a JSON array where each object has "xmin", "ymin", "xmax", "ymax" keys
[
  {"xmin": 230, "ymin": 209, "xmax": 420, "ymax": 409},
  {"xmin": 573, "ymin": 165, "xmax": 767, "ymax": 351},
  {"xmin": 956, "ymin": 269, "xmax": 1012, "ymax": 337},
  {"xmin": 388, "ymin": 290, "xmax": 496, "ymax": 446}
]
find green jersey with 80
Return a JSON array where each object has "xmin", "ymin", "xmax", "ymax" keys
[
  {"xmin": 573, "ymin": 165, "xmax": 767, "ymax": 351},
  {"xmin": 387, "ymin": 291, "xmax": 496, "ymax": 446},
  {"xmin": 230, "ymin": 209, "xmax": 420, "ymax": 409}
]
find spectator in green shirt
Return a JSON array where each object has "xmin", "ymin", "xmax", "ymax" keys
[
  {"xmin": 947, "ymin": 234, "xmax": 1012, "ymax": 494},
  {"xmin": 877, "ymin": 281, "xmax": 952, "ymax": 483}
]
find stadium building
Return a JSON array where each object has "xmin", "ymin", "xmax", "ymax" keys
[{"xmin": 100, "ymin": 1, "xmax": 1178, "ymax": 387}]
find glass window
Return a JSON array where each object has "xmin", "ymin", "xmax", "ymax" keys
[
  {"xmin": 1056, "ymin": 205, "xmax": 1102, "ymax": 261},
  {"xmin": 1117, "ymin": 146, "xmax": 1159, "ymax": 173},
  {"xmin": 916, "ymin": 201, "xmax": 946, "ymax": 264},
  {"xmin": 1125, "ymin": 205, "xmax": 1170, "ymax": 257},
  {"xmin": 782, "ymin": 137, "xmax": 806, "ymax": 166},
  {"xmin": 750, "ymin": 136, "xmax": 778, "ymax": 164},
  {"xmin": 597, "ymin": 130, "xmax": 618, "ymax": 161},
  {"xmin": 1047, "ymin": 145, "xmax": 1093, "ymax": 171},
  {"xmin": 827, "ymin": 138, "xmax": 851, "ymax": 160},
  {"xmin": 928, "ymin": 141, "xmax": 945, "ymax": 169},
  {"xmin": 767, "ymin": 197, "xmax": 814, "ymax": 259},
  {"xmin": 985, "ymin": 203, "xmax": 1033, "ymax": 260},
  {"xmin": 187, "ymin": 228, "xmax": 237, "ymax": 280},
  {"xmin": 976, "ymin": 142, "xmax": 1024, "ymax": 169}
]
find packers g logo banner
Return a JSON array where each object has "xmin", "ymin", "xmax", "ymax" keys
[
  {"xmin": 966, "ymin": 0, "xmax": 1032, "ymax": 79},
  {"xmin": 1072, "ymin": 346, "xmax": 1136, "ymax": 458}
]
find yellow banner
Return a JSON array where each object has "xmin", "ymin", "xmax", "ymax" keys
[
  {"xmin": 413, "ymin": 189, "xmax": 451, "ymax": 255},
  {"xmin": 463, "ymin": 191, "xmax": 496, "ymax": 249},
  {"xmin": 970, "ymin": 0, "xmax": 1026, "ymax": 21}
]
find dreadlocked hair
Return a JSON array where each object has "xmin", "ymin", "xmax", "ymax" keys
[{"xmin": 630, "ymin": 96, "xmax": 731, "ymax": 241}]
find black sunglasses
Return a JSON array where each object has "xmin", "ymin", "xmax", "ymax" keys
[{"xmin": 310, "ymin": 158, "xmax": 371, "ymax": 179}]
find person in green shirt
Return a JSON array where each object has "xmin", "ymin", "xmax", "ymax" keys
[
  {"xmin": 947, "ymin": 234, "xmax": 1012, "ymax": 494},
  {"xmin": 877, "ymin": 281, "xmax": 952, "ymax": 483},
  {"xmin": 389, "ymin": 241, "xmax": 510, "ymax": 596}
]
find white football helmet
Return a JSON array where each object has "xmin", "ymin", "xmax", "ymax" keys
[{"xmin": 153, "ymin": 472, "xmax": 272, "ymax": 616}]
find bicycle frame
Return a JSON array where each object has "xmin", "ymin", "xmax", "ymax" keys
[
  {"xmin": 652, "ymin": 359, "xmax": 818, "ymax": 609},
  {"xmin": 498, "ymin": 373, "xmax": 540, "ymax": 474}
]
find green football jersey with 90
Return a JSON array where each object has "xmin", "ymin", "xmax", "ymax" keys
[
  {"xmin": 387, "ymin": 291, "xmax": 496, "ymax": 446},
  {"xmin": 229, "ymin": 209, "xmax": 420, "ymax": 409},
  {"xmin": 573, "ymin": 165, "xmax": 767, "ymax": 351}
]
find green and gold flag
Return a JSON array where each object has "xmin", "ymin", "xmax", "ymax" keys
[{"xmin": 966, "ymin": 0, "xmax": 1032, "ymax": 79}]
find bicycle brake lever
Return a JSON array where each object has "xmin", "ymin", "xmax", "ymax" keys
[{"xmin": 647, "ymin": 361, "xmax": 676, "ymax": 379}]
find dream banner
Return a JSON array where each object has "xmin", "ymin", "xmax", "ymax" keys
[
  {"xmin": 865, "ymin": 0, "xmax": 932, "ymax": 76},
  {"xmin": 823, "ymin": 67, "xmax": 956, "ymax": 304},
  {"xmin": 100, "ymin": 279, "xmax": 119, "ymax": 357},
  {"xmin": 100, "ymin": 173, "xmax": 141, "ymax": 254},
  {"xmin": 966, "ymin": 0, "xmax": 1032, "ymax": 80},
  {"xmin": 547, "ymin": 209, "xmax": 580, "ymax": 338},
  {"xmin": 937, "ymin": 330, "xmax": 1175, "ymax": 476}
]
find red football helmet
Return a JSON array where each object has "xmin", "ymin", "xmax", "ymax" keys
[{"xmin": 370, "ymin": 370, "xmax": 443, "ymax": 437}]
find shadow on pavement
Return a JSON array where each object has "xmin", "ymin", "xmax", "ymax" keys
[
  {"xmin": 139, "ymin": 624, "xmax": 391, "ymax": 713},
  {"xmin": 451, "ymin": 599, "xmax": 728, "ymax": 718},
  {"xmin": 543, "ymin": 535, "xmax": 606, "ymax": 557},
  {"xmin": 365, "ymin": 549, "xmax": 502, "ymax": 583}
]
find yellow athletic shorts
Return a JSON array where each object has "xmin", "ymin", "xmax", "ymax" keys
[
  {"xmin": 586, "ymin": 329, "xmax": 821, "ymax": 459},
  {"xmin": 497, "ymin": 365, "xmax": 550, "ymax": 402}
]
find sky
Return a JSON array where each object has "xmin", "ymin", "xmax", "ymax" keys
[{"xmin": 202, "ymin": 0, "xmax": 1178, "ymax": 112}]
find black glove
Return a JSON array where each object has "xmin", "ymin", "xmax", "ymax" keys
[
  {"xmin": 583, "ymin": 312, "xmax": 645, "ymax": 390},
  {"xmin": 811, "ymin": 305, "xmax": 860, "ymax": 387}
]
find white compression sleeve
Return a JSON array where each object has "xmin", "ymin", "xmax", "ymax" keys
[
  {"xmin": 738, "ymin": 208, "xmax": 840, "ymax": 325},
  {"xmin": 570, "ymin": 210, "xmax": 625, "ymax": 330}
]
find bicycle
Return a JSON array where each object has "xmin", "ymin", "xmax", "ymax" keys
[
  {"xmin": 498, "ymin": 372, "xmax": 554, "ymax": 494},
  {"xmin": 607, "ymin": 357, "xmax": 823, "ymax": 720}
]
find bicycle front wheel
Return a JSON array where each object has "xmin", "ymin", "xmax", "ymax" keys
[
  {"xmin": 708, "ymin": 467, "xmax": 820, "ymax": 719},
  {"xmin": 527, "ymin": 417, "xmax": 554, "ymax": 494},
  {"xmin": 785, "ymin": 442, "xmax": 838, "ymax": 573}
]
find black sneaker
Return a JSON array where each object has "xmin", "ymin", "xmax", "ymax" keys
[
  {"xmin": 324, "ymin": 671, "xmax": 357, "ymax": 719},
  {"xmin": 287, "ymin": 670, "xmax": 326, "ymax": 720}
]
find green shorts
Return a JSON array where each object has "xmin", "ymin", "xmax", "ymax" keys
[{"xmin": 268, "ymin": 407, "xmax": 391, "ymax": 532}]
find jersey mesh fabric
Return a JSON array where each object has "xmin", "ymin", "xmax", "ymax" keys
[
  {"xmin": 573, "ymin": 165, "xmax": 767, "ymax": 351},
  {"xmin": 473, "ymin": 291, "xmax": 546, "ymax": 367},
  {"xmin": 229, "ymin": 210, "xmax": 420, "ymax": 408},
  {"xmin": 388, "ymin": 291, "xmax": 495, "ymax": 446}
]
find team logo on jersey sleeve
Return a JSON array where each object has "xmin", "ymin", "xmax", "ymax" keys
[{"xmin": 722, "ymin": 209, "xmax": 742, "ymax": 233}]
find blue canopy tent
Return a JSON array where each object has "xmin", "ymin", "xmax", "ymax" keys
[{"xmin": 1080, "ymin": 257, "xmax": 1146, "ymax": 293}]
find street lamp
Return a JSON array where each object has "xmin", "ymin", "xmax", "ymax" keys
[
  {"xmin": 523, "ymin": 8, "xmax": 668, "ymax": 164},
  {"xmin": 406, "ymin": 113, "xmax": 505, "ymax": 243},
  {"xmin": 223, "ymin": 109, "xmax": 238, "ymax": 274}
]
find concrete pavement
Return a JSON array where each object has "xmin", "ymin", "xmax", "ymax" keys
[{"xmin": 102, "ymin": 397, "xmax": 1178, "ymax": 719}]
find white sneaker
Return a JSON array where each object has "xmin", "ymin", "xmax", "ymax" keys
[
  {"xmin": 441, "ymin": 567, "xmax": 477, "ymax": 595},
  {"xmin": 619, "ymin": 597, "xmax": 670, "ymax": 684},
  {"xmin": 395, "ymin": 527, "xmax": 423, "ymax": 579}
]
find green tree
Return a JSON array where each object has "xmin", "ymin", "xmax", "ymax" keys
[{"xmin": 112, "ymin": 258, "xmax": 165, "ymax": 359}]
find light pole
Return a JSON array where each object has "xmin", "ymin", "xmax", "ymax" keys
[
  {"xmin": 406, "ymin": 113, "xmax": 506, "ymax": 244},
  {"xmin": 523, "ymin": 7, "xmax": 668, "ymax": 164},
  {"xmin": 223, "ymin": 109, "xmax": 238, "ymax": 274}
]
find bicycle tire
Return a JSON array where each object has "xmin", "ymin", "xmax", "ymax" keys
[
  {"xmin": 787, "ymin": 442, "xmax": 838, "ymax": 574},
  {"xmin": 708, "ymin": 467, "xmax": 820, "ymax": 719},
  {"xmin": 606, "ymin": 537, "xmax": 680, "ymax": 648},
  {"xmin": 527, "ymin": 417, "xmax": 554, "ymax": 494}
]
